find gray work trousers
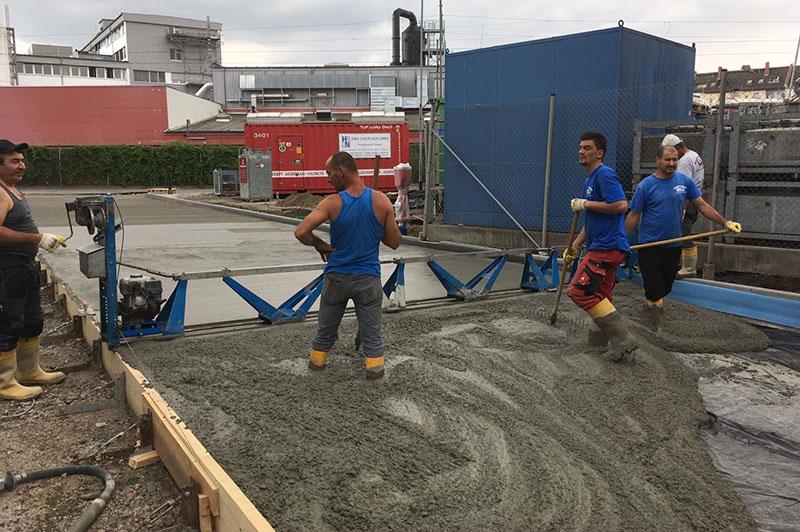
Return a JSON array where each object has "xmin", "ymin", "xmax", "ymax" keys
[{"xmin": 312, "ymin": 272, "xmax": 384, "ymax": 359}]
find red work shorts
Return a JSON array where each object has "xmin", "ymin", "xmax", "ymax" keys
[{"xmin": 567, "ymin": 249, "xmax": 628, "ymax": 312}]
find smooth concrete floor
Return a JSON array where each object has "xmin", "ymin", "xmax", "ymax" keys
[{"xmin": 29, "ymin": 193, "xmax": 528, "ymax": 326}]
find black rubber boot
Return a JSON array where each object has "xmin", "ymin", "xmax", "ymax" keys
[{"xmin": 648, "ymin": 306, "xmax": 665, "ymax": 333}]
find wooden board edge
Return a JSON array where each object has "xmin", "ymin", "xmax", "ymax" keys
[
  {"xmin": 44, "ymin": 266, "xmax": 275, "ymax": 532},
  {"xmin": 128, "ymin": 449, "xmax": 160, "ymax": 469}
]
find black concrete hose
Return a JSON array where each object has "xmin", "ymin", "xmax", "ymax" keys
[{"xmin": 2, "ymin": 465, "xmax": 115, "ymax": 532}]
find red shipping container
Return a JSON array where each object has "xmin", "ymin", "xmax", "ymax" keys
[{"xmin": 244, "ymin": 119, "xmax": 410, "ymax": 195}]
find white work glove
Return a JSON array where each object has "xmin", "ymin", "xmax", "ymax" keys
[
  {"xmin": 570, "ymin": 198, "xmax": 586, "ymax": 212},
  {"xmin": 38, "ymin": 233, "xmax": 67, "ymax": 253},
  {"xmin": 724, "ymin": 221, "xmax": 742, "ymax": 234}
]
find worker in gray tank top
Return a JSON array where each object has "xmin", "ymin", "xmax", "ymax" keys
[
  {"xmin": 295, "ymin": 151, "xmax": 402, "ymax": 380},
  {"xmin": 0, "ymin": 140, "xmax": 69, "ymax": 401}
]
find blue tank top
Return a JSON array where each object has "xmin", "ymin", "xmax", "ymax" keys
[{"xmin": 325, "ymin": 188, "xmax": 384, "ymax": 277}]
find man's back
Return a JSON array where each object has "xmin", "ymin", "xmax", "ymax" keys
[
  {"xmin": 677, "ymin": 150, "xmax": 704, "ymax": 189},
  {"xmin": 326, "ymin": 188, "xmax": 384, "ymax": 276}
]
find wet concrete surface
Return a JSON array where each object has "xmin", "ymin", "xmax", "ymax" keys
[
  {"xmin": 122, "ymin": 283, "xmax": 765, "ymax": 532},
  {"xmin": 27, "ymin": 190, "xmax": 772, "ymax": 531}
]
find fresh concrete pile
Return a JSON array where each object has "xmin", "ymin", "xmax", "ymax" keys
[{"xmin": 122, "ymin": 281, "xmax": 766, "ymax": 532}]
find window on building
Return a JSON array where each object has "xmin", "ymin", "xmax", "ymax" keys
[
  {"xmin": 33, "ymin": 64, "xmax": 43, "ymax": 74},
  {"xmin": 112, "ymin": 47, "xmax": 126, "ymax": 62},
  {"xmin": 106, "ymin": 68, "xmax": 114, "ymax": 78},
  {"xmin": 170, "ymin": 48, "xmax": 183, "ymax": 61},
  {"xmin": 51, "ymin": 65, "xmax": 60, "ymax": 75},
  {"xmin": 113, "ymin": 68, "xmax": 126, "ymax": 80},
  {"xmin": 79, "ymin": 67, "xmax": 89, "ymax": 77},
  {"xmin": 133, "ymin": 70, "xmax": 166, "ymax": 83},
  {"xmin": 22, "ymin": 63, "xmax": 33, "ymax": 74},
  {"xmin": 753, "ymin": 93, "xmax": 761, "ymax": 99}
]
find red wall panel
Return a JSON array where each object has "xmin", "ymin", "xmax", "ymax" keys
[{"xmin": 0, "ymin": 86, "xmax": 172, "ymax": 146}]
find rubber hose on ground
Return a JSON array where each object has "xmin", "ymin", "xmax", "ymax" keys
[{"xmin": 2, "ymin": 465, "xmax": 115, "ymax": 532}]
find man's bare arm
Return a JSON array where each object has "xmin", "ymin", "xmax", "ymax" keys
[{"xmin": 294, "ymin": 197, "xmax": 336, "ymax": 261}]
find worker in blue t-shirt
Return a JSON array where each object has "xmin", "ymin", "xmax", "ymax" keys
[
  {"xmin": 563, "ymin": 132, "xmax": 637, "ymax": 362},
  {"xmin": 625, "ymin": 145, "xmax": 741, "ymax": 331}
]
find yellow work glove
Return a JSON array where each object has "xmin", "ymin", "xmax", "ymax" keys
[
  {"xmin": 562, "ymin": 247, "xmax": 579, "ymax": 266},
  {"xmin": 570, "ymin": 198, "xmax": 586, "ymax": 212},
  {"xmin": 38, "ymin": 233, "xmax": 67, "ymax": 253},
  {"xmin": 724, "ymin": 221, "xmax": 742, "ymax": 234}
]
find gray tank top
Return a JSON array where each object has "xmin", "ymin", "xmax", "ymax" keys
[{"xmin": 0, "ymin": 182, "xmax": 39, "ymax": 259}]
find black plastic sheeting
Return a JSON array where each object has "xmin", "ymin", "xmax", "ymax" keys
[{"xmin": 695, "ymin": 327, "xmax": 800, "ymax": 532}]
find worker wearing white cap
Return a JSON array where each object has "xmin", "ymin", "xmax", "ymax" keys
[{"xmin": 661, "ymin": 134, "xmax": 704, "ymax": 277}]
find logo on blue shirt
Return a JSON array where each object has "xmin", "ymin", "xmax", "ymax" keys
[
  {"xmin": 585, "ymin": 186, "xmax": 593, "ymax": 197},
  {"xmin": 673, "ymin": 185, "xmax": 687, "ymax": 194}
]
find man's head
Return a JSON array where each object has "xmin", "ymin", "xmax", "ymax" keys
[
  {"xmin": 656, "ymin": 145, "xmax": 679, "ymax": 176},
  {"xmin": 325, "ymin": 151, "xmax": 359, "ymax": 191},
  {"xmin": 578, "ymin": 132, "xmax": 607, "ymax": 170},
  {"xmin": 0, "ymin": 140, "xmax": 29, "ymax": 185},
  {"xmin": 661, "ymin": 134, "xmax": 687, "ymax": 156}
]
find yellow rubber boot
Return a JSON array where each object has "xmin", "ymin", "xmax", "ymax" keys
[
  {"xmin": 0, "ymin": 350, "xmax": 42, "ymax": 401},
  {"xmin": 677, "ymin": 246, "xmax": 698, "ymax": 278},
  {"xmin": 309, "ymin": 349, "xmax": 328, "ymax": 371},
  {"xmin": 16, "ymin": 337, "xmax": 66, "ymax": 385},
  {"xmin": 365, "ymin": 356, "xmax": 385, "ymax": 380}
]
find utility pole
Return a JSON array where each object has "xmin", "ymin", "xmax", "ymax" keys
[
  {"xmin": 703, "ymin": 69, "xmax": 727, "ymax": 280},
  {"xmin": 789, "ymin": 33, "xmax": 800, "ymax": 99}
]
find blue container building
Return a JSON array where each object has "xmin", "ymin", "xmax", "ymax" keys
[{"xmin": 443, "ymin": 26, "xmax": 696, "ymax": 232}]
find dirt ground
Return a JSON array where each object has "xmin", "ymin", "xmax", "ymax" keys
[
  {"xmin": 119, "ymin": 281, "xmax": 767, "ymax": 532},
  {"xmin": 0, "ymin": 292, "xmax": 193, "ymax": 532}
]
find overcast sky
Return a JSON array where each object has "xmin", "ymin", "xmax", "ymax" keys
[{"xmin": 6, "ymin": 0, "xmax": 800, "ymax": 73}]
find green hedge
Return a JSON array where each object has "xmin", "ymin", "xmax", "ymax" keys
[{"xmin": 24, "ymin": 144, "xmax": 240, "ymax": 187}]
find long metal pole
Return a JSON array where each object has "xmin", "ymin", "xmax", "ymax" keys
[
  {"xmin": 789, "ymin": 34, "xmax": 800, "ymax": 99},
  {"xmin": 434, "ymin": 130, "xmax": 540, "ymax": 248},
  {"xmin": 422, "ymin": 102, "xmax": 435, "ymax": 239},
  {"xmin": 418, "ymin": 0, "xmax": 424, "ymax": 189},
  {"xmin": 703, "ymin": 69, "xmax": 726, "ymax": 280},
  {"xmin": 541, "ymin": 93, "xmax": 555, "ymax": 247}
]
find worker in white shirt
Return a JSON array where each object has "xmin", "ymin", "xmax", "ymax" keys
[{"xmin": 661, "ymin": 134, "xmax": 704, "ymax": 277}]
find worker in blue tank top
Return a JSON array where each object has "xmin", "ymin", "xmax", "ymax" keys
[{"xmin": 295, "ymin": 151, "xmax": 402, "ymax": 380}]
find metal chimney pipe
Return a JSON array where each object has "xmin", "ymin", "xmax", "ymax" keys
[{"xmin": 392, "ymin": 8, "xmax": 417, "ymax": 66}]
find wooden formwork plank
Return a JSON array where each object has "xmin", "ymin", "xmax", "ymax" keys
[
  {"xmin": 128, "ymin": 449, "xmax": 160, "ymax": 470},
  {"xmin": 45, "ymin": 265, "xmax": 275, "ymax": 532}
]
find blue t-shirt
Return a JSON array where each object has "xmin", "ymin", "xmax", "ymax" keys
[
  {"xmin": 583, "ymin": 165, "xmax": 630, "ymax": 252},
  {"xmin": 325, "ymin": 188, "xmax": 384, "ymax": 277},
  {"xmin": 630, "ymin": 172, "xmax": 701, "ymax": 246}
]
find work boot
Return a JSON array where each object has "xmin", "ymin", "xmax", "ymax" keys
[
  {"xmin": 677, "ymin": 246, "xmax": 698, "ymax": 278},
  {"xmin": 16, "ymin": 337, "xmax": 66, "ymax": 385},
  {"xmin": 0, "ymin": 350, "xmax": 42, "ymax": 401},
  {"xmin": 593, "ymin": 312, "xmax": 638, "ymax": 362},
  {"xmin": 308, "ymin": 349, "xmax": 328, "ymax": 371},
  {"xmin": 587, "ymin": 319, "xmax": 608, "ymax": 352},
  {"xmin": 647, "ymin": 305, "xmax": 666, "ymax": 333},
  {"xmin": 365, "ymin": 356, "xmax": 385, "ymax": 380}
]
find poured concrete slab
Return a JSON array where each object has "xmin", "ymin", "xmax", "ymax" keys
[{"xmin": 30, "ymin": 194, "xmax": 526, "ymax": 326}]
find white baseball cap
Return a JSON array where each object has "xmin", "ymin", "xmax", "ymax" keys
[{"xmin": 661, "ymin": 134, "xmax": 683, "ymax": 147}]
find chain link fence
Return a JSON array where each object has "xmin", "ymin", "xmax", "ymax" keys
[{"xmin": 433, "ymin": 79, "xmax": 800, "ymax": 250}]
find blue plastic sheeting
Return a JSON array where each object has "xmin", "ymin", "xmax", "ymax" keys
[
  {"xmin": 443, "ymin": 26, "xmax": 695, "ymax": 232},
  {"xmin": 636, "ymin": 278, "xmax": 800, "ymax": 329}
]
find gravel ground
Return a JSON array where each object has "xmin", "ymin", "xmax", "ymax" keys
[
  {"xmin": 0, "ymin": 293, "xmax": 193, "ymax": 532},
  {"xmin": 120, "ymin": 280, "xmax": 766, "ymax": 532}
]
